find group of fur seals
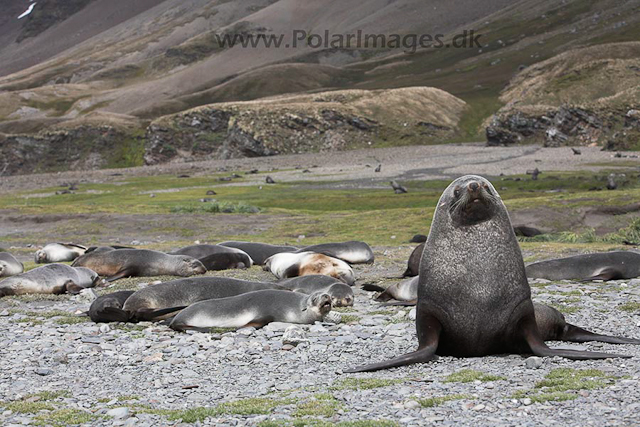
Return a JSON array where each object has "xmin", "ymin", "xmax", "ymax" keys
[
  {"xmin": 167, "ymin": 290, "xmax": 332, "ymax": 332},
  {"xmin": 346, "ymin": 175, "xmax": 637, "ymax": 373},
  {"xmin": 526, "ymin": 251, "xmax": 640, "ymax": 281},
  {"xmin": 0, "ymin": 252, "xmax": 24, "ymax": 278},
  {"xmin": 264, "ymin": 252, "xmax": 356, "ymax": 285},
  {"xmin": 72, "ymin": 249, "xmax": 206, "ymax": 282},
  {"xmin": 169, "ymin": 245, "xmax": 253, "ymax": 271},
  {"xmin": 0, "ymin": 264, "xmax": 100, "ymax": 297},
  {"xmin": 35, "ymin": 243, "xmax": 86, "ymax": 263}
]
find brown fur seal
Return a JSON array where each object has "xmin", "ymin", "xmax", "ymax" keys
[
  {"xmin": 0, "ymin": 264, "xmax": 100, "ymax": 297},
  {"xmin": 278, "ymin": 275, "xmax": 354, "ymax": 307},
  {"xmin": 346, "ymin": 175, "xmax": 633, "ymax": 373},
  {"xmin": 264, "ymin": 252, "xmax": 355, "ymax": 286},
  {"xmin": 0, "ymin": 252, "xmax": 24, "ymax": 277},
  {"xmin": 72, "ymin": 249, "xmax": 206, "ymax": 282},
  {"xmin": 169, "ymin": 244, "xmax": 253, "ymax": 270},
  {"xmin": 110, "ymin": 277, "xmax": 282, "ymax": 322},
  {"xmin": 35, "ymin": 243, "xmax": 86, "ymax": 263},
  {"xmin": 403, "ymin": 243, "xmax": 424, "ymax": 277},
  {"xmin": 526, "ymin": 251, "xmax": 640, "ymax": 280},
  {"xmin": 168, "ymin": 290, "xmax": 332, "ymax": 332},
  {"xmin": 297, "ymin": 241, "xmax": 374, "ymax": 264},
  {"xmin": 88, "ymin": 291, "xmax": 135, "ymax": 323},
  {"xmin": 218, "ymin": 241, "xmax": 298, "ymax": 265}
]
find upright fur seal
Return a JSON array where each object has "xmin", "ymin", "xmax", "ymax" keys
[
  {"xmin": 88, "ymin": 291, "xmax": 135, "ymax": 323},
  {"xmin": 297, "ymin": 241, "xmax": 374, "ymax": 264},
  {"xmin": 72, "ymin": 249, "xmax": 206, "ymax": 282},
  {"xmin": 0, "ymin": 264, "xmax": 99, "ymax": 297},
  {"xmin": 168, "ymin": 290, "xmax": 332, "ymax": 332},
  {"xmin": 526, "ymin": 251, "xmax": 640, "ymax": 280},
  {"xmin": 170, "ymin": 244, "xmax": 253, "ymax": 270},
  {"xmin": 0, "ymin": 252, "xmax": 24, "ymax": 277},
  {"xmin": 403, "ymin": 243, "xmax": 424, "ymax": 277},
  {"xmin": 218, "ymin": 241, "xmax": 298, "ymax": 265},
  {"xmin": 278, "ymin": 275, "xmax": 354, "ymax": 307},
  {"xmin": 35, "ymin": 243, "xmax": 86, "ymax": 263},
  {"xmin": 346, "ymin": 175, "xmax": 632, "ymax": 373},
  {"xmin": 114, "ymin": 277, "xmax": 281, "ymax": 322},
  {"xmin": 265, "ymin": 252, "xmax": 356, "ymax": 286}
]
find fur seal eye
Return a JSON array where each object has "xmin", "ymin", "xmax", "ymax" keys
[{"xmin": 453, "ymin": 187, "xmax": 461, "ymax": 197}]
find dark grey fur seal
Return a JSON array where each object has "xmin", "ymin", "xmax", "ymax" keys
[
  {"xmin": 88, "ymin": 291, "xmax": 135, "ymax": 323},
  {"xmin": 218, "ymin": 241, "xmax": 298, "ymax": 265},
  {"xmin": 168, "ymin": 290, "xmax": 332, "ymax": 332},
  {"xmin": 72, "ymin": 249, "xmax": 206, "ymax": 282},
  {"xmin": 403, "ymin": 243, "xmax": 424, "ymax": 277},
  {"xmin": 0, "ymin": 252, "xmax": 24, "ymax": 277},
  {"xmin": 513, "ymin": 226, "xmax": 543, "ymax": 238},
  {"xmin": 278, "ymin": 275, "xmax": 354, "ymax": 307},
  {"xmin": 109, "ymin": 277, "xmax": 281, "ymax": 322},
  {"xmin": 526, "ymin": 251, "xmax": 640, "ymax": 281},
  {"xmin": 0, "ymin": 264, "xmax": 99, "ymax": 297},
  {"xmin": 169, "ymin": 244, "xmax": 253, "ymax": 270},
  {"xmin": 297, "ymin": 241, "xmax": 374, "ymax": 264},
  {"xmin": 35, "ymin": 243, "xmax": 86, "ymax": 263},
  {"xmin": 346, "ymin": 175, "xmax": 633, "ymax": 373},
  {"xmin": 410, "ymin": 234, "xmax": 427, "ymax": 243}
]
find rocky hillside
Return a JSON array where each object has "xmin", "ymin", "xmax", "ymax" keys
[
  {"xmin": 0, "ymin": 0, "xmax": 639, "ymax": 174},
  {"xmin": 486, "ymin": 42, "xmax": 640, "ymax": 149}
]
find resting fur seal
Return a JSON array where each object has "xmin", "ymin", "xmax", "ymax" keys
[
  {"xmin": 35, "ymin": 243, "xmax": 86, "ymax": 263},
  {"xmin": 364, "ymin": 276, "xmax": 419, "ymax": 303},
  {"xmin": 264, "ymin": 252, "xmax": 355, "ymax": 286},
  {"xmin": 168, "ymin": 290, "xmax": 332, "ymax": 332},
  {"xmin": 526, "ymin": 251, "xmax": 640, "ymax": 280},
  {"xmin": 72, "ymin": 249, "xmax": 206, "ymax": 282},
  {"xmin": 0, "ymin": 264, "xmax": 99, "ymax": 297},
  {"xmin": 218, "ymin": 241, "xmax": 298, "ymax": 265},
  {"xmin": 297, "ymin": 241, "xmax": 374, "ymax": 264},
  {"xmin": 0, "ymin": 252, "xmax": 24, "ymax": 277},
  {"xmin": 403, "ymin": 243, "xmax": 424, "ymax": 277},
  {"xmin": 346, "ymin": 175, "xmax": 633, "ymax": 373},
  {"xmin": 170, "ymin": 244, "xmax": 253, "ymax": 270},
  {"xmin": 278, "ymin": 275, "xmax": 354, "ymax": 307},
  {"xmin": 112, "ymin": 277, "xmax": 281, "ymax": 322},
  {"xmin": 88, "ymin": 291, "xmax": 135, "ymax": 323}
]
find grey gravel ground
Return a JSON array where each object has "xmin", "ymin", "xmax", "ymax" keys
[{"xmin": 0, "ymin": 247, "xmax": 639, "ymax": 427}]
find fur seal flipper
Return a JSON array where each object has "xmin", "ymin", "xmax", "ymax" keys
[{"xmin": 346, "ymin": 175, "xmax": 633, "ymax": 373}]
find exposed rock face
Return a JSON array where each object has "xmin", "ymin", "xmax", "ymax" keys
[{"xmin": 486, "ymin": 106, "xmax": 639, "ymax": 148}]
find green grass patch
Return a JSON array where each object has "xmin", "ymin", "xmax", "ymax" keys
[
  {"xmin": 2, "ymin": 400, "xmax": 55, "ymax": 413},
  {"xmin": 513, "ymin": 368, "xmax": 616, "ymax": 402},
  {"xmin": 444, "ymin": 369, "xmax": 506, "ymax": 383},
  {"xmin": 618, "ymin": 302, "xmax": 640, "ymax": 312},
  {"xmin": 338, "ymin": 315, "xmax": 361, "ymax": 324},
  {"xmin": 331, "ymin": 378, "xmax": 405, "ymax": 391},
  {"xmin": 333, "ymin": 307, "xmax": 358, "ymax": 313},
  {"xmin": 512, "ymin": 391, "xmax": 578, "ymax": 403},
  {"xmin": 33, "ymin": 409, "xmax": 97, "ymax": 426},
  {"xmin": 417, "ymin": 394, "xmax": 471, "ymax": 407},
  {"xmin": 293, "ymin": 393, "xmax": 343, "ymax": 417},
  {"xmin": 259, "ymin": 420, "xmax": 399, "ymax": 427},
  {"xmin": 169, "ymin": 201, "xmax": 260, "ymax": 214}
]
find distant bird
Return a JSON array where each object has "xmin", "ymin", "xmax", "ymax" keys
[
  {"xmin": 302, "ymin": 169, "xmax": 311, "ymax": 173},
  {"xmin": 247, "ymin": 169, "xmax": 259, "ymax": 174},
  {"xmin": 571, "ymin": 147, "xmax": 582, "ymax": 155},
  {"xmin": 410, "ymin": 234, "xmax": 427, "ymax": 243},
  {"xmin": 231, "ymin": 174, "xmax": 242, "ymax": 179},
  {"xmin": 68, "ymin": 183, "xmax": 78, "ymax": 191},
  {"xmin": 177, "ymin": 174, "xmax": 190, "ymax": 178},
  {"xmin": 526, "ymin": 168, "xmax": 541, "ymax": 180},
  {"xmin": 206, "ymin": 190, "xmax": 217, "ymax": 195},
  {"xmin": 375, "ymin": 164, "xmax": 382, "ymax": 173},
  {"xmin": 266, "ymin": 176, "xmax": 276, "ymax": 184},
  {"xmin": 607, "ymin": 174, "xmax": 617, "ymax": 190},
  {"xmin": 390, "ymin": 181, "xmax": 408, "ymax": 194}
]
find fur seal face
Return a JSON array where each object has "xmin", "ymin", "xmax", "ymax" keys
[
  {"xmin": 0, "ymin": 253, "xmax": 24, "ymax": 277},
  {"xmin": 174, "ymin": 256, "xmax": 208, "ymax": 276},
  {"xmin": 265, "ymin": 252, "xmax": 355, "ymax": 285},
  {"xmin": 445, "ymin": 175, "xmax": 501, "ymax": 226},
  {"xmin": 306, "ymin": 291, "xmax": 333, "ymax": 318}
]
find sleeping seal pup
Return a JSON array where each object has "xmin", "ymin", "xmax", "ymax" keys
[
  {"xmin": 0, "ymin": 264, "xmax": 100, "ymax": 297},
  {"xmin": 218, "ymin": 241, "xmax": 298, "ymax": 265},
  {"xmin": 526, "ymin": 251, "xmax": 640, "ymax": 281},
  {"xmin": 35, "ymin": 243, "xmax": 87, "ymax": 263},
  {"xmin": 72, "ymin": 249, "xmax": 206, "ymax": 282},
  {"xmin": 297, "ymin": 241, "xmax": 374, "ymax": 264},
  {"xmin": 88, "ymin": 291, "xmax": 136, "ymax": 323},
  {"xmin": 168, "ymin": 290, "xmax": 332, "ymax": 332},
  {"xmin": 346, "ymin": 175, "xmax": 634, "ymax": 373},
  {"xmin": 278, "ymin": 275, "xmax": 354, "ymax": 307},
  {"xmin": 264, "ymin": 252, "xmax": 356, "ymax": 286},
  {"xmin": 169, "ymin": 244, "xmax": 253, "ymax": 270},
  {"xmin": 0, "ymin": 252, "xmax": 24, "ymax": 277}
]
